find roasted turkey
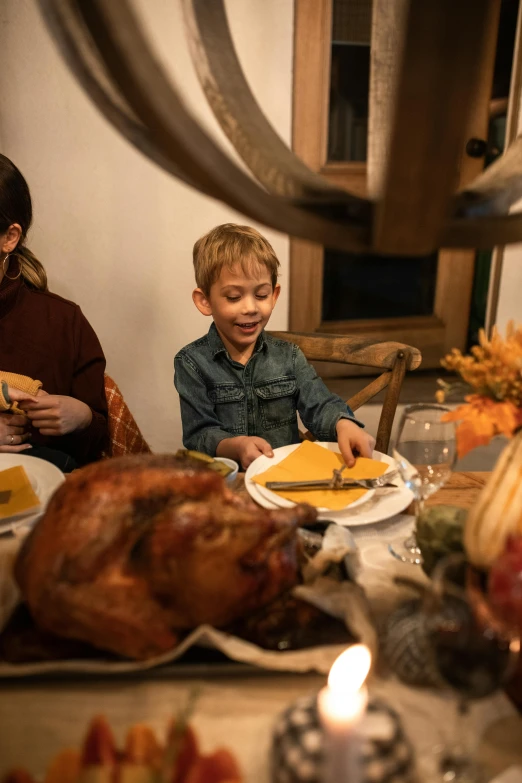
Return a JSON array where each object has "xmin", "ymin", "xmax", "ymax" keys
[{"xmin": 14, "ymin": 454, "xmax": 316, "ymax": 660}]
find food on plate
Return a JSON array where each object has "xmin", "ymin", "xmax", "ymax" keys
[
  {"xmin": 0, "ymin": 465, "xmax": 40, "ymax": 520},
  {"xmin": 0, "ymin": 714, "xmax": 242, "ymax": 783},
  {"xmin": 14, "ymin": 453, "xmax": 316, "ymax": 660},
  {"xmin": 465, "ymin": 433, "xmax": 522, "ymax": 568},
  {"xmin": 175, "ymin": 448, "xmax": 234, "ymax": 478},
  {"xmin": 252, "ymin": 440, "xmax": 388, "ymax": 510},
  {"xmin": 415, "ymin": 504, "xmax": 466, "ymax": 576}
]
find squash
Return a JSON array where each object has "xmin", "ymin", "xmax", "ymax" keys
[
  {"xmin": 465, "ymin": 430, "xmax": 522, "ymax": 569},
  {"xmin": 416, "ymin": 504, "xmax": 466, "ymax": 576}
]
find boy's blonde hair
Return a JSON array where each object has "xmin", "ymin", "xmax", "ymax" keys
[{"xmin": 193, "ymin": 223, "xmax": 280, "ymax": 294}]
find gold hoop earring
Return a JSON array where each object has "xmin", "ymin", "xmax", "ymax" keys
[{"xmin": 1, "ymin": 254, "xmax": 21, "ymax": 281}]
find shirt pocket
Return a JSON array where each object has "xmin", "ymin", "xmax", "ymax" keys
[
  {"xmin": 208, "ymin": 383, "xmax": 246, "ymax": 434},
  {"xmin": 255, "ymin": 376, "xmax": 297, "ymax": 431}
]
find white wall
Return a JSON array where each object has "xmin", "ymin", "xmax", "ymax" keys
[
  {"xmin": 0, "ymin": 0, "xmax": 293, "ymax": 451},
  {"xmin": 496, "ymin": 245, "xmax": 522, "ymax": 332},
  {"xmin": 493, "ymin": 70, "xmax": 522, "ymax": 332}
]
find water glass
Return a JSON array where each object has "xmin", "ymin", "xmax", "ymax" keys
[{"xmin": 388, "ymin": 403, "xmax": 457, "ymax": 564}]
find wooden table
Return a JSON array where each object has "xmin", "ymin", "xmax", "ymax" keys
[
  {"xmin": 1, "ymin": 470, "xmax": 520, "ymax": 783},
  {"xmin": 234, "ymin": 469, "xmax": 490, "ymax": 510},
  {"xmin": 425, "ymin": 470, "xmax": 489, "ymax": 510}
]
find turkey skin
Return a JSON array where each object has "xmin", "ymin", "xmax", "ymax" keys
[{"xmin": 15, "ymin": 454, "xmax": 316, "ymax": 660}]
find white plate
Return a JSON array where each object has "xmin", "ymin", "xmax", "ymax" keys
[
  {"xmin": 245, "ymin": 442, "xmax": 414, "ymax": 527},
  {"xmin": 0, "ymin": 454, "xmax": 65, "ymax": 535},
  {"xmin": 252, "ymin": 442, "xmax": 376, "ymax": 513}
]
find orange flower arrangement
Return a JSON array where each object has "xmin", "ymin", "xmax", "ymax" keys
[{"xmin": 437, "ymin": 321, "xmax": 522, "ymax": 458}]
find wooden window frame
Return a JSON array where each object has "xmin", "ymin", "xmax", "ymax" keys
[{"xmin": 290, "ymin": 0, "xmax": 498, "ymax": 368}]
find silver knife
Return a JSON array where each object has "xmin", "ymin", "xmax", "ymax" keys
[{"xmin": 265, "ymin": 468, "xmax": 399, "ymax": 491}]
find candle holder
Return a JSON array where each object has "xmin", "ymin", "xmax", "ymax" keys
[{"xmin": 272, "ymin": 694, "xmax": 414, "ymax": 783}]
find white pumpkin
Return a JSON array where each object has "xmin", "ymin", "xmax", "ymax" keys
[{"xmin": 465, "ymin": 430, "xmax": 522, "ymax": 569}]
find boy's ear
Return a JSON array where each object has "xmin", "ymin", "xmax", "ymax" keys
[
  {"xmin": 192, "ymin": 287, "xmax": 213, "ymax": 316},
  {"xmin": 272, "ymin": 283, "xmax": 281, "ymax": 305}
]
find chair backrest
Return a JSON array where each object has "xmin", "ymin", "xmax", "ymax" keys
[
  {"xmin": 103, "ymin": 374, "xmax": 152, "ymax": 458},
  {"xmin": 269, "ymin": 332, "xmax": 422, "ymax": 454}
]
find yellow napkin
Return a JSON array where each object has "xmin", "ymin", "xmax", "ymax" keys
[
  {"xmin": 252, "ymin": 440, "xmax": 388, "ymax": 510},
  {"xmin": 0, "ymin": 466, "xmax": 40, "ymax": 520}
]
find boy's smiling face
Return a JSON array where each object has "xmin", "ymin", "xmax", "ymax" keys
[{"xmin": 193, "ymin": 261, "xmax": 280, "ymax": 364}]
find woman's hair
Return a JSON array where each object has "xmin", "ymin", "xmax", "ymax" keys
[
  {"xmin": 0, "ymin": 154, "xmax": 47, "ymax": 291},
  {"xmin": 193, "ymin": 223, "xmax": 280, "ymax": 294}
]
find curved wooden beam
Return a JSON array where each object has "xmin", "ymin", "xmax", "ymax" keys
[
  {"xmin": 453, "ymin": 136, "xmax": 522, "ymax": 218},
  {"xmin": 38, "ymin": 0, "xmax": 522, "ymax": 255},
  {"xmin": 37, "ymin": 0, "xmax": 203, "ymax": 193},
  {"xmin": 71, "ymin": 0, "xmax": 371, "ymax": 252},
  {"xmin": 39, "ymin": 0, "xmax": 369, "ymax": 248},
  {"xmin": 443, "ymin": 211, "xmax": 522, "ymax": 248},
  {"xmin": 182, "ymin": 0, "xmax": 367, "ymax": 213}
]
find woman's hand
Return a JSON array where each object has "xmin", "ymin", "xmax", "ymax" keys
[
  {"xmin": 0, "ymin": 387, "xmax": 37, "ymax": 452},
  {"xmin": 0, "ymin": 410, "xmax": 32, "ymax": 453},
  {"xmin": 20, "ymin": 395, "xmax": 92, "ymax": 436},
  {"xmin": 335, "ymin": 418, "xmax": 376, "ymax": 468}
]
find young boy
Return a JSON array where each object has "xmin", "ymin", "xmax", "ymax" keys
[{"xmin": 174, "ymin": 224, "xmax": 375, "ymax": 469}]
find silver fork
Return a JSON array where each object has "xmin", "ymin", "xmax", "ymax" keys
[
  {"xmin": 365, "ymin": 469, "xmax": 400, "ymax": 487},
  {"xmin": 265, "ymin": 467, "xmax": 399, "ymax": 491}
]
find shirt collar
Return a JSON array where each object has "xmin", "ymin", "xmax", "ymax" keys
[
  {"xmin": 208, "ymin": 321, "xmax": 267, "ymax": 359},
  {"xmin": 0, "ymin": 269, "xmax": 23, "ymax": 321},
  {"xmin": 208, "ymin": 322, "xmax": 226, "ymax": 357}
]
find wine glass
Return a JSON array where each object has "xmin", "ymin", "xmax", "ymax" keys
[
  {"xmin": 388, "ymin": 403, "xmax": 457, "ymax": 565},
  {"xmin": 424, "ymin": 554, "xmax": 520, "ymax": 783}
]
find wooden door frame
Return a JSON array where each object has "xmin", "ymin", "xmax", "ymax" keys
[
  {"xmin": 486, "ymin": 0, "xmax": 522, "ymax": 332},
  {"xmin": 290, "ymin": 0, "xmax": 500, "ymax": 367}
]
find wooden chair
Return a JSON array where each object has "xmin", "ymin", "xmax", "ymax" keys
[
  {"xmin": 269, "ymin": 332, "xmax": 422, "ymax": 454},
  {"xmin": 102, "ymin": 374, "xmax": 151, "ymax": 458}
]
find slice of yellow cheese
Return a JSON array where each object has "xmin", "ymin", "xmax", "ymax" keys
[
  {"xmin": 252, "ymin": 440, "xmax": 388, "ymax": 510},
  {"xmin": 0, "ymin": 465, "xmax": 40, "ymax": 520}
]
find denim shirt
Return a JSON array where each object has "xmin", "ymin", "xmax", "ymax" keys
[{"xmin": 174, "ymin": 323, "xmax": 363, "ymax": 456}]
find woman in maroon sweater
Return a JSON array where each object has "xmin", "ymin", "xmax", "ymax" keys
[{"xmin": 0, "ymin": 154, "xmax": 108, "ymax": 470}]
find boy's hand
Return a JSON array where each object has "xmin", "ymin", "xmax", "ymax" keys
[
  {"xmin": 217, "ymin": 435, "xmax": 274, "ymax": 470},
  {"xmin": 335, "ymin": 418, "xmax": 375, "ymax": 468}
]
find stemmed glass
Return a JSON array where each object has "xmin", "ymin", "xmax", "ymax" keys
[
  {"xmin": 388, "ymin": 403, "xmax": 457, "ymax": 565},
  {"xmin": 424, "ymin": 554, "xmax": 520, "ymax": 783}
]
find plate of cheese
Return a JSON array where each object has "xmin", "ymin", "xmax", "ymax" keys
[
  {"xmin": 245, "ymin": 441, "xmax": 414, "ymax": 526},
  {"xmin": 0, "ymin": 454, "xmax": 65, "ymax": 534}
]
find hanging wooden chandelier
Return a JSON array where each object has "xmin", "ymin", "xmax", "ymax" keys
[{"xmin": 37, "ymin": 0, "xmax": 522, "ymax": 255}]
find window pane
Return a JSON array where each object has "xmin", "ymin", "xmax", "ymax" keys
[
  {"xmin": 328, "ymin": 0, "xmax": 372, "ymax": 162},
  {"xmin": 322, "ymin": 251, "xmax": 438, "ymax": 321}
]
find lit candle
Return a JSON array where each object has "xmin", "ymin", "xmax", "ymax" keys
[{"xmin": 317, "ymin": 644, "xmax": 372, "ymax": 783}]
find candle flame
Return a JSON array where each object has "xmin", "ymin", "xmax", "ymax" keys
[{"xmin": 328, "ymin": 644, "xmax": 371, "ymax": 694}]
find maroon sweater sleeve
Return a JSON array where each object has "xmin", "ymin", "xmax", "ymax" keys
[
  {"xmin": 0, "ymin": 277, "xmax": 108, "ymax": 465},
  {"xmin": 59, "ymin": 306, "xmax": 108, "ymax": 464}
]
